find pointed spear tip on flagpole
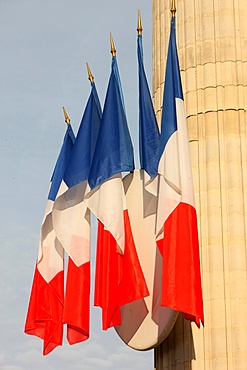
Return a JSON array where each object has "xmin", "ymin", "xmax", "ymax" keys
[
  {"xmin": 86, "ymin": 62, "xmax": 94, "ymax": 83},
  {"xmin": 62, "ymin": 106, "xmax": 70, "ymax": 125},
  {"xmin": 137, "ymin": 9, "xmax": 143, "ymax": 35},
  {"xmin": 110, "ymin": 32, "xmax": 116, "ymax": 56},
  {"xmin": 171, "ymin": 0, "xmax": 177, "ymax": 17}
]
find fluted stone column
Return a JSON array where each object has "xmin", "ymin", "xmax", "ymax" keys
[{"xmin": 153, "ymin": 1, "xmax": 247, "ymax": 369}]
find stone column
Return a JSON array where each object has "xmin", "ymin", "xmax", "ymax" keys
[{"xmin": 153, "ymin": 0, "xmax": 247, "ymax": 369}]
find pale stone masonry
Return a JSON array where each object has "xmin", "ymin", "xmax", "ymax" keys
[{"xmin": 153, "ymin": 0, "xmax": 247, "ymax": 369}]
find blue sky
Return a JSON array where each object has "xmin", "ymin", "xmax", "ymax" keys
[{"xmin": 0, "ymin": 1, "xmax": 154, "ymax": 369}]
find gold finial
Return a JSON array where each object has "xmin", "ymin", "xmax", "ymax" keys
[
  {"xmin": 110, "ymin": 32, "xmax": 116, "ymax": 56},
  {"xmin": 137, "ymin": 9, "xmax": 143, "ymax": 35},
  {"xmin": 171, "ymin": 0, "xmax": 176, "ymax": 17},
  {"xmin": 86, "ymin": 62, "xmax": 94, "ymax": 83},
  {"xmin": 62, "ymin": 106, "xmax": 70, "ymax": 125}
]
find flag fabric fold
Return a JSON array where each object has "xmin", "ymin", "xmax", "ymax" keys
[
  {"xmin": 87, "ymin": 56, "xmax": 149, "ymax": 330},
  {"xmin": 25, "ymin": 124, "xmax": 75, "ymax": 355},
  {"xmin": 137, "ymin": 33, "xmax": 160, "ymax": 195},
  {"xmin": 156, "ymin": 17, "xmax": 204, "ymax": 327},
  {"xmin": 52, "ymin": 81, "xmax": 102, "ymax": 345}
]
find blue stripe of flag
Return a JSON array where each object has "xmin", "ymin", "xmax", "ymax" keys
[
  {"xmin": 88, "ymin": 56, "xmax": 134, "ymax": 189},
  {"xmin": 138, "ymin": 34, "xmax": 160, "ymax": 178},
  {"xmin": 64, "ymin": 82, "xmax": 102, "ymax": 188},
  {"xmin": 48, "ymin": 124, "xmax": 75, "ymax": 201},
  {"xmin": 159, "ymin": 17, "xmax": 183, "ymax": 159}
]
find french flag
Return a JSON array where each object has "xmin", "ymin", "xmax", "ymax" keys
[
  {"xmin": 25, "ymin": 122, "xmax": 75, "ymax": 355},
  {"xmin": 52, "ymin": 78, "xmax": 102, "ymax": 345},
  {"xmin": 87, "ymin": 50, "xmax": 149, "ymax": 330},
  {"xmin": 156, "ymin": 16, "xmax": 204, "ymax": 327}
]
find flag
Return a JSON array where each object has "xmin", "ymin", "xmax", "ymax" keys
[
  {"xmin": 137, "ymin": 24, "xmax": 159, "ymax": 194},
  {"xmin": 156, "ymin": 16, "xmax": 204, "ymax": 327},
  {"xmin": 52, "ymin": 81, "xmax": 102, "ymax": 344},
  {"xmin": 25, "ymin": 123, "xmax": 75, "ymax": 355},
  {"xmin": 87, "ymin": 54, "xmax": 149, "ymax": 330}
]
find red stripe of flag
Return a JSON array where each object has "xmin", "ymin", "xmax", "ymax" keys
[{"xmin": 24, "ymin": 267, "xmax": 64, "ymax": 355}]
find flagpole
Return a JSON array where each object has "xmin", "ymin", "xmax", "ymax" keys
[
  {"xmin": 110, "ymin": 32, "xmax": 116, "ymax": 56},
  {"xmin": 62, "ymin": 106, "xmax": 71, "ymax": 125},
  {"xmin": 137, "ymin": 9, "xmax": 143, "ymax": 35},
  {"xmin": 86, "ymin": 62, "xmax": 94, "ymax": 83},
  {"xmin": 171, "ymin": 0, "xmax": 176, "ymax": 17}
]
